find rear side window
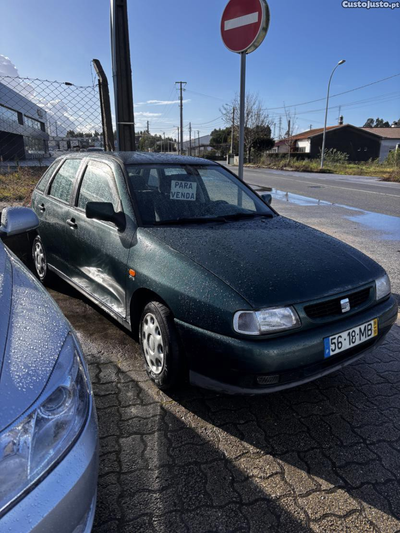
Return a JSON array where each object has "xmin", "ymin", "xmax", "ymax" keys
[
  {"xmin": 49, "ymin": 159, "xmax": 81, "ymax": 203},
  {"xmin": 35, "ymin": 160, "xmax": 59, "ymax": 193},
  {"xmin": 77, "ymin": 161, "xmax": 118, "ymax": 211}
]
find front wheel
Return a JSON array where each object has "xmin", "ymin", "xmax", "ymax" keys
[{"xmin": 139, "ymin": 301, "xmax": 183, "ymax": 390}]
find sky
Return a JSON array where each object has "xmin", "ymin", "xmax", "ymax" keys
[{"xmin": 1, "ymin": 0, "xmax": 400, "ymax": 140}]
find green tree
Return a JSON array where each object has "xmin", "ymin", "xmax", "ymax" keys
[
  {"xmin": 363, "ymin": 118, "xmax": 391, "ymax": 128},
  {"xmin": 210, "ymin": 127, "xmax": 231, "ymax": 157},
  {"xmin": 251, "ymin": 125, "xmax": 274, "ymax": 156}
]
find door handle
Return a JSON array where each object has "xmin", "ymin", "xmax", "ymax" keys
[
  {"xmin": 66, "ymin": 218, "xmax": 77, "ymax": 229},
  {"xmin": 39, "ymin": 203, "xmax": 45, "ymax": 212}
]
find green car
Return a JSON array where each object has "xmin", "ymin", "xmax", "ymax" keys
[{"xmin": 31, "ymin": 153, "xmax": 397, "ymax": 394}]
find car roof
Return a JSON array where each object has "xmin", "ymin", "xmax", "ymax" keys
[{"xmin": 56, "ymin": 151, "xmax": 218, "ymax": 166}]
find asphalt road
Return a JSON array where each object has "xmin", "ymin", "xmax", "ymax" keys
[{"xmin": 227, "ymin": 166, "xmax": 400, "ymax": 218}]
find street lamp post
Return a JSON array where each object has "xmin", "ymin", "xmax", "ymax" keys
[{"xmin": 320, "ymin": 59, "xmax": 346, "ymax": 169}]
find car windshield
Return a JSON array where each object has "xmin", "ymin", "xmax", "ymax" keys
[{"xmin": 126, "ymin": 164, "xmax": 273, "ymax": 225}]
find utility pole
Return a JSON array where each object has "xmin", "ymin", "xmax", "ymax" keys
[
  {"xmin": 175, "ymin": 81, "xmax": 186, "ymax": 155},
  {"xmin": 189, "ymin": 122, "xmax": 192, "ymax": 156},
  {"xmin": 197, "ymin": 131, "xmax": 200, "ymax": 156},
  {"xmin": 147, "ymin": 120, "xmax": 149, "ymax": 134},
  {"xmin": 287, "ymin": 119, "xmax": 291, "ymax": 159},
  {"xmin": 110, "ymin": 0, "xmax": 136, "ymax": 151},
  {"xmin": 230, "ymin": 107, "xmax": 235, "ymax": 154},
  {"xmin": 176, "ymin": 126, "xmax": 180, "ymax": 154},
  {"xmin": 278, "ymin": 116, "xmax": 282, "ymax": 139},
  {"xmin": 272, "ymin": 122, "xmax": 276, "ymax": 139},
  {"xmin": 163, "ymin": 132, "xmax": 165, "ymax": 153}
]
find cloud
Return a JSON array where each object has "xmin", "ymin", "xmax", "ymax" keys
[
  {"xmin": 136, "ymin": 99, "xmax": 191, "ymax": 106},
  {"xmin": 0, "ymin": 55, "xmax": 19, "ymax": 77},
  {"xmin": 135, "ymin": 112, "xmax": 162, "ymax": 117}
]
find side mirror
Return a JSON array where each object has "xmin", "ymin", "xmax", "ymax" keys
[
  {"xmin": 86, "ymin": 202, "xmax": 126, "ymax": 231},
  {"xmin": 261, "ymin": 193, "xmax": 272, "ymax": 205},
  {"xmin": 0, "ymin": 207, "xmax": 39, "ymax": 238}
]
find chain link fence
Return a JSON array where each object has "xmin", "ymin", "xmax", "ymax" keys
[{"xmin": 0, "ymin": 75, "xmax": 104, "ymax": 166}]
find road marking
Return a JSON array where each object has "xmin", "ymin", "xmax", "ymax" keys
[
  {"xmin": 246, "ymin": 172, "xmax": 400, "ymax": 199},
  {"xmin": 224, "ymin": 12, "xmax": 259, "ymax": 31}
]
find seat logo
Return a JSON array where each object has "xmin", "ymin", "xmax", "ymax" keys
[{"xmin": 341, "ymin": 298, "xmax": 351, "ymax": 313}]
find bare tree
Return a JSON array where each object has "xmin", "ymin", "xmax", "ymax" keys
[{"xmin": 221, "ymin": 93, "xmax": 272, "ymax": 162}]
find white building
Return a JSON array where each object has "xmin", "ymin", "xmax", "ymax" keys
[{"xmin": 361, "ymin": 127, "xmax": 400, "ymax": 161}]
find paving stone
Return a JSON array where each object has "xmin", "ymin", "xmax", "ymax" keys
[
  {"xmin": 298, "ymin": 489, "xmax": 361, "ymax": 521},
  {"xmin": 49, "ymin": 284, "xmax": 400, "ymax": 533}
]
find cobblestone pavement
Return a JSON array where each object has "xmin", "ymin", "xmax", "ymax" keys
[{"xmin": 48, "ymin": 280, "xmax": 400, "ymax": 533}]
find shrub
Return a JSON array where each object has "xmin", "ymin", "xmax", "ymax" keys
[{"xmin": 320, "ymin": 148, "xmax": 349, "ymax": 164}]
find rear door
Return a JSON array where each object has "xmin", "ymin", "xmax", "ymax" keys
[
  {"xmin": 33, "ymin": 158, "xmax": 83, "ymax": 273},
  {"xmin": 66, "ymin": 159, "xmax": 130, "ymax": 317}
]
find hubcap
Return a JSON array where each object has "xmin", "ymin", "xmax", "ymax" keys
[
  {"xmin": 142, "ymin": 313, "xmax": 164, "ymax": 375},
  {"xmin": 33, "ymin": 240, "xmax": 46, "ymax": 279}
]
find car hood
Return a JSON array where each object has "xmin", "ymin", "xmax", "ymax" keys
[
  {"xmin": 0, "ymin": 244, "xmax": 69, "ymax": 431},
  {"xmin": 145, "ymin": 216, "xmax": 382, "ymax": 308}
]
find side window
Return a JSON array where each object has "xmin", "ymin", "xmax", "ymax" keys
[
  {"xmin": 49, "ymin": 159, "xmax": 81, "ymax": 203},
  {"xmin": 77, "ymin": 161, "xmax": 118, "ymax": 211},
  {"xmin": 36, "ymin": 160, "xmax": 59, "ymax": 193}
]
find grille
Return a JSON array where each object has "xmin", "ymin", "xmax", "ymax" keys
[
  {"xmin": 305, "ymin": 288, "xmax": 371, "ymax": 319},
  {"xmin": 257, "ymin": 375, "xmax": 280, "ymax": 385}
]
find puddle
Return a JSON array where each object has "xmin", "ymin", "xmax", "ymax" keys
[
  {"xmin": 250, "ymin": 184, "xmax": 400, "ymax": 241},
  {"xmin": 345, "ymin": 212, "xmax": 400, "ymax": 241}
]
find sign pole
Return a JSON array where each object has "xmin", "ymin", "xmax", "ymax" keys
[
  {"xmin": 238, "ymin": 52, "xmax": 246, "ymax": 181},
  {"xmin": 220, "ymin": 0, "xmax": 270, "ymax": 178}
]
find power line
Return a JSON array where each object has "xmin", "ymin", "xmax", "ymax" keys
[
  {"xmin": 264, "ymin": 72, "xmax": 400, "ymax": 111},
  {"xmin": 191, "ymin": 115, "xmax": 224, "ymax": 126},
  {"xmin": 185, "ymin": 89, "xmax": 225, "ymax": 101}
]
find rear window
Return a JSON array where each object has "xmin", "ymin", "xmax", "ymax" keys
[
  {"xmin": 48, "ymin": 159, "xmax": 81, "ymax": 203},
  {"xmin": 35, "ymin": 160, "xmax": 59, "ymax": 193}
]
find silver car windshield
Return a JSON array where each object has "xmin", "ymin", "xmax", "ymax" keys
[{"xmin": 126, "ymin": 164, "xmax": 272, "ymax": 225}]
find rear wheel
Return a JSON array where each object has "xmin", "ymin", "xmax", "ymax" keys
[
  {"xmin": 139, "ymin": 301, "xmax": 182, "ymax": 390},
  {"xmin": 32, "ymin": 235, "xmax": 49, "ymax": 283}
]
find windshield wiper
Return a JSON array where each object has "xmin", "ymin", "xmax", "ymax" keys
[
  {"xmin": 215, "ymin": 212, "xmax": 274, "ymax": 221},
  {"xmin": 153, "ymin": 216, "xmax": 227, "ymax": 226}
]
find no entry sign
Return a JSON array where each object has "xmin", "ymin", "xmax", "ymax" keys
[{"xmin": 221, "ymin": 0, "xmax": 269, "ymax": 54}]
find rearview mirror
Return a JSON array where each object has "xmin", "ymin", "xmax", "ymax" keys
[
  {"xmin": 0, "ymin": 207, "xmax": 39, "ymax": 238},
  {"xmin": 261, "ymin": 193, "xmax": 272, "ymax": 205},
  {"xmin": 86, "ymin": 202, "xmax": 126, "ymax": 231}
]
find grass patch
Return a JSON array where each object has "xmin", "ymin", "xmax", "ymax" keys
[
  {"xmin": 256, "ymin": 156, "xmax": 400, "ymax": 182},
  {"xmin": 0, "ymin": 167, "xmax": 44, "ymax": 204}
]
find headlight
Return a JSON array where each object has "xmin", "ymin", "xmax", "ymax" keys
[
  {"xmin": 376, "ymin": 274, "xmax": 391, "ymax": 301},
  {"xmin": 233, "ymin": 307, "xmax": 301, "ymax": 335},
  {"xmin": 0, "ymin": 334, "xmax": 90, "ymax": 514}
]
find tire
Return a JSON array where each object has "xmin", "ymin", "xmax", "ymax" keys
[
  {"xmin": 139, "ymin": 301, "xmax": 183, "ymax": 390},
  {"xmin": 31, "ymin": 235, "xmax": 50, "ymax": 283}
]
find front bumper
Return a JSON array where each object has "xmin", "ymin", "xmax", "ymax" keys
[
  {"xmin": 175, "ymin": 295, "xmax": 398, "ymax": 394},
  {"xmin": 0, "ymin": 401, "xmax": 99, "ymax": 533}
]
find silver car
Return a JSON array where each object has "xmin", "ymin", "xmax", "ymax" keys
[{"xmin": 0, "ymin": 207, "xmax": 98, "ymax": 532}]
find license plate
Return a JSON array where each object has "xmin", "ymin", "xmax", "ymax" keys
[{"xmin": 324, "ymin": 319, "xmax": 378, "ymax": 358}]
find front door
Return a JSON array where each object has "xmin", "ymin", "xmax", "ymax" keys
[{"xmin": 66, "ymin": 159, "xmax": 130, "ymax": 318}]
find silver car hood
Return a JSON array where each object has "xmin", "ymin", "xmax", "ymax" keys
[{"xmin": 0, "ymin": 244, "xmax": 69, "ymax": 431}]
